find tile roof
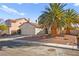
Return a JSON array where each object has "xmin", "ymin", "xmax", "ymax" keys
[{"xmin": 5, "ymin": 18, "xmax": 28, "ymax": 23}]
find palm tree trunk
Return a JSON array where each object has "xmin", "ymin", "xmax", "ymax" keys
[
  {"xmin": 66, "ymin": 27, "xmax": 70, "ymax": 34},
  {"xmin": 51, "ymin": 25, "xmax": 58, "ymax": 36}
]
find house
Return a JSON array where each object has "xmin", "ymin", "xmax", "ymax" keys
[
  {"xmin": 0, "ymin": 30, "xmax": 2, "ymax": 35},
  {"xmin": 20, "ymin": 22, "xmax": 45, "ymax": 36},
  {"xmin": 5, "ymin": 18, "xmax": 28, "ymax": 34},
  {"xmin": 69, "ymin": 24, "xmax": 79, "ymax": 35}
]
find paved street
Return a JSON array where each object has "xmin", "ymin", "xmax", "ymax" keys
[
  {"xmin": 0, "ymin": 35, "xmax": 79, "ymax": 56},
  {"xmin": 0, "ymin": 45, "xmax": 56, "ymax": 56},
  {"xmin": 0, "ymin": 45, "xmax": 79, "ymax": 56}
]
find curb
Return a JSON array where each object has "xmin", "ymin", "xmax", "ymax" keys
[{"xmin": 0, "ymin": 36, "xmax": 28, "ymax": 41}]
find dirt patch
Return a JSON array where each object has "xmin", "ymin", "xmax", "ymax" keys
[
  {"xmin": 20, "ymin": 35, "xmax": 77, "ymax": 46},
  {"xmin": 48, "ymin": 48, "xmax": 56, "ymax": 51}
]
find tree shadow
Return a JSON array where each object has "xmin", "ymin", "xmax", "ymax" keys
[
  {"xmin": 0, "ymin": 40, "xmax": 42, "ymax": 51},
  {"xmin": 0, "ymin": 34, "xmax": 53, "ymax": 50}
]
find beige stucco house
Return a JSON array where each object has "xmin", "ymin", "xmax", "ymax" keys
[
  {"xmin": 20, "ymin": 22, "xmax": 45, "ymax": 36},
  {"xmin": 5, "ymin": 18, "xmax": 28, "ymax": 34}
]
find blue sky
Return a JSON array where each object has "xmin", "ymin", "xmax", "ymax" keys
[{"xmin": 0, "ymin": 3, "xmax": 79, "ymax": 22}]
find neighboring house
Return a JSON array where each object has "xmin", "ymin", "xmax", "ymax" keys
[
  {"xmin": 70, "ymin": 24, "xmax": 79, "ymax": 35},
  {"xmin": 5, "ymin": 18, "xmax": 28, "ymax": 34},
  {"xmin": 70, "ymin": 30, "xmax": 79, "ymax": 35},
  {"xmin": 20, "ymin": 22, "xmax": 45, "ymax": 36},
  {"xmin": 0, "ymin": 30, "xmax": 2, "ymax": 35},
  {"xmin": 71, "ymin": 24, "xmax": 79, "ymax": 28}
]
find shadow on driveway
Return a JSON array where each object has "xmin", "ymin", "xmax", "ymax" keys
[{"xmin": 0, "ymin": 35, "xmax": 52, "ymax": 50}]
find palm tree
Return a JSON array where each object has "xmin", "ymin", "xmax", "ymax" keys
[
  {"xmin": 38, "ymin": 3, "xmax": 66, "ymax": 36},
  {"xmin": 64, "ymin": 9, "xmax": 78, "ymax": 34}
]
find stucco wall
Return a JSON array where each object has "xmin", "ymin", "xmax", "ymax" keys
[
  {"xmin": 35, "ymin": 28, "xmax": 45, "ymax": 35},
  {"xmin": 6, "ymin": 19, "xmax": 27, "ymax": 34},
  {"xmin": 10, "ymin": 19, "xmax": 27, "ymax": 31},
  {"xmin": 20, "ymin": 23, "xmax": 35, "ymax": 35},
  {"xmin": 20, "ymin": 23, "xmax": 45, "ymax": 35}
]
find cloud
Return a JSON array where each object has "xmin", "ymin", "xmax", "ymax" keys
[
  {"xmin": 0, "ymin": 5, "xmax": 25, "ymax": 16},
  {"xmin": 74, "ymin": 3, "xmax": 79, "ymax": 6},
  {"xmin": 17, "ymin": 3, "xmax": 23, "ymax": 5},
  {"xmin": 20, "ymin": 13, "xmax": 25, "ymax": 15},
  {"xmin": 33, "ymin": 3, "xmax": 39, "ymax": 4}
]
